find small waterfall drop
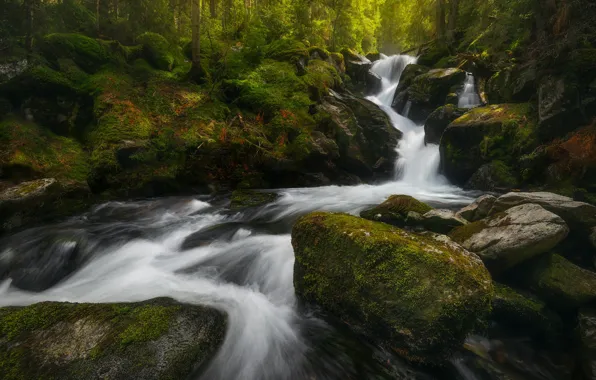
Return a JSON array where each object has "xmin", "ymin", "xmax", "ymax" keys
[
  {"xmin": 366, "ymin": 55, "xmax": 450, "ymax": 188},
  {"xmin": 458, "ymin": 73, "xmax": 482, "ymax": 109}
]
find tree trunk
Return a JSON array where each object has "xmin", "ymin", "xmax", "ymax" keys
[
  {"xmin": 447, "ymin": 0, "xmax": 458, "ymax": 40},
  {"xmin": 113, "ymin": 0, "xmax": 119, "ymax": 18},
  {"xmin": 190, "ymin": 0, "xmax": 206, "ymax": 83},
  {"xmin": 96, "ymin": 0, "xmax": 101, "ymax": 34},
  {"xmin": 23, "ymin": 0, "xmax": 34, "ymax": 53},
  {"xmin": 435, "ymin": 0, "xmax": 446, "ymax": 42},
  {"xmin": 210, "ymin": 0, "xmax": 216, "ymax": 18}
]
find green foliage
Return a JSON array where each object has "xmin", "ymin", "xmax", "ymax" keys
[
  {"xmin": 40, "ymin": 33, "xmax": 109, "ymax": 72},
  {"xmin": 136, "ymin": 32, "xmax": 175, "ymax": 71}
]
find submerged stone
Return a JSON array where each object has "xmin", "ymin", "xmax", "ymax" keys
[
  {"xmin": 360, "ymin": 194, "xmax": 433, "ymax": 227},
  {"xmin": 292, "ymin": 212, "xmax": 493, "ymax": 363},
  {"xmin": 229, "ymin": 189, "xmax": 279, "ymax": 210}
]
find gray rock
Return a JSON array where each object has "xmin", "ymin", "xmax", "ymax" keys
[
  {"xmin": 450, "ymin": 204, "xmax": 569, "ymax": 273},
  {"xmin": 421, "ymin": 209, "xmax": 467, "ymax": 234},
  {"xmin": 490, "ymin": 191, "xmax": 596, "ymax": 232},
  {"xmin": 423, "ymin": 105, "xmax": 467, "ymax": 145},
  {"xmin": 578, "ymin": 308, "xmax": 596, "ymax": 380},
  {"xmin": 456, "ymin": 195, "xmax": 497, "ymax": 222},
  {"xmin": 464, "ymin": 161, "xmax": 519, "ymax": 192}
]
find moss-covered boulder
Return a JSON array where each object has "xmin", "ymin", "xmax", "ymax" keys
[
  {"xmin": 0, "ymin": 298, "xmax": 226, "ymax": 380},
  {"xmin": 517, "ymin": 254, "xmax": 596, "ymax": 309},
  {"xmin": 464, "ymin": 160, "xmax": 520, "ymax": 192},
  {"xmin": 491, "ymin": 283, "xmax": 562, "ymax": 338},
  {"xmin": 486, "ymin": 64, "xmax": 536, "ymax": 104},
  {"xmin": 360, "ymin": 195, "xmax": 432, "ymax": 227},
  {"xmin": 392, "ymin": 64, "xmax": 429, "ymax": 98},
  {"xmin": 423, "ymin": 105, "xmax": 467, "ymax": 145},
  {"xmin": 229, "ymin": 189, "xmax": 279, "ymax": 210},
  {"xmin": 264, "ymin": 38, "xmax": 308, "ymax": 62},
  {"xmin": 393, "ymin": 68, "xmax": 466, "ymax": 124},
  {"xmin": 39, "ymin": 33, "xmax": 110, "ymax": 72},
  {"xmin": 439, "ymin": 103, "xmax": 537, "ymax": 186},
  {"xmin": 292, "ymin": 212, "xmax": 493, "ymax": 363},
  {"xmin": 450, "ymin": 204, "xmax": 568, "ymax": 273},
  {"xmin": 136, "ymin": 32, "xmax": 175, "ymax": 71}
]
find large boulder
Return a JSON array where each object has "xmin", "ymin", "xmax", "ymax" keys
[
  {"xmin": 464, "ymin": 161, "xmax": 520, "ymax": 192},
  {"xmin": 0, "ymin": 298, "xmax": 226, "ymax": 379},
  {"xmin": 393, "ymin": 68, "xmax": 466, "ymax": 124},
  {"xmin": 423, "ymin": 105, "xmax": 467, "ymax": 145},
  {"xmin": 292, "ymin": 212, "xmax": 493, "ymax": 363},
  {"xmin": 360, "ymin": 194, "xmax": 433, "ymax": 227},
  {"xmin": 317, "ymin": 92, "xmax": 401, "ymax": 180},
  {"xmin": 450, "ymin": 204, "xmax": 569, "ymax": 273},
  {"xmin": 456, "ymin": 195, "xmax": 497, "ymax": 222},
  {"xmin": 491, "ymin": 282, "xmax": 563, "ymax": 338},
  {"xmin": 136, "ymin": 32, "xmax": 175, "ymax": 71},
  {"xmin": 420, "ymin": 209, "xmax": 467, "ymax": 234},
  {"xmin": 517, "ymin": 254, "xmax": 596, "ymax": 309},
  {"xmin": 489, "ymin": 192, "xmax": 596, "ymax": 232},
  {"xmin": 439, "ymin": 103, "xmax": 536, "ymax": 186}
]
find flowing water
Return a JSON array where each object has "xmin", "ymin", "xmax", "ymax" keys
[
  {"xmin": 0, "ymin": 56, "xmax": 563, "ymax": 379},
  {"xmin": 458, "ymin": 73, "xmax": 482, "ymax": 109}
]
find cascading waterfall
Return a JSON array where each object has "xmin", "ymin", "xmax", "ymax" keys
[
  {"xmin": 366, "ymin": 55, "xmax": 451, "ymax": 188},
  {"xmin": 0, "ymin": 55, "xmax": 486, "ymax": 380},
  {"xmin": 458, "ymin": 72, "xmax": 482, "ymax": 109}
]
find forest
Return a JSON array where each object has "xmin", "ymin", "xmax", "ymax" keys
[{"xmin": 2, "ymin": 1, "xmax": 596, "ymax": 379}]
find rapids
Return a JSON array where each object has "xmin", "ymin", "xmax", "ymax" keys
[{"xmin": 0, "ymin": 55, "xmax": 561, "ymax": 379}]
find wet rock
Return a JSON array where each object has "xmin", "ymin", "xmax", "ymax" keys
[
  {"xmin": 229, "ymin": 190, "xmax": 279, "ymax": 210},
  {"xmin": 0, "ymin": 178, "xmax": 92, "ymax": 234},
  {"xmin": 0, "ymin": 298, "xmax": 227, "ymax": 380},
  {"xmin": 344, "ymin": 57, "xmax": 372, "ymax": 86},
  {"xmin": 464, "ymin": 161, "xmax": 519, "ymax": 192},
  {"xmin": 439, "ymin": 103, "xmax": 534, "ymax": 186},
  {"xmin": 450, "ymin": 204, "xmax": 569, "ymax": 273},
  {"xmin": 518, "ymin": 254, "xmax": 596, "ymax": 309},
  {"xmin": 360, "ymin": 194, "xmax": 433, "ymax": 227},
  {"xmin": 365, "ymin": 52, "xmax": 382, "ymax": 62},
  {"xmin": 423, "ymin": 105, "xmax": 467, "ymax": 145},
  {"xmin": 366, "ymin": 70, "xmax": 383, "ymax": 95},
  {"xmin": 491, "ymin": 282, "xmax": 563, "ymax": 338},
  {"xmin": 590, "ymin": 227, "xmax": 596, "ymax": 251},
  {"xmin": 420, "ymin": 209, "xmax": 467, "ymax": 234},
  {"xmin": 489, "ymin": 191, "xmax": 596, "ymax": 232},
  {"xmin": 456, "ymin": 195, "xmax": 497, "ymax": 222},
  {"xmin": 181, "ymin": 222, "xmax": 246, "ymax": 250},
  {"xmin": 317, "ymin": 92, "xmax": 401, "ymax": 180},
  {"xmin": 393, "ymin": 68, "xmax": 466, "ymax": 124},
  {"xmin": 292, "ymin": 212, "xmax": 493, "ymax": 363}
]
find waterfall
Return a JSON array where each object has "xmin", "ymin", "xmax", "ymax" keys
[
  {"xmin": 366, "ymin": 55, "xmax": 450, "ymax": 188},
  {"xmin": 458, "ymin": 73, "xmax": 482, "ymax": 109}
]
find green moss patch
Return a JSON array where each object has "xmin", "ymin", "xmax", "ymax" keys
[
  {"xmin": 136, "ymin": 32, "xmax": 175, "ymax": 71},
  {"xmin": 360, "ymin": 194, "xmax": 433, "ymax": 227},
  {"xmin": 230, "ymin": 189, "xmax": 279, "ymax": 210},
  {"xmin": 40, "ymin": 33, "xmax": 110, "ymax": 72}
]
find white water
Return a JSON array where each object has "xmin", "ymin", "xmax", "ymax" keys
[
  {"xmin": 458, "ymin": 73, "xmax": 482, "ymax": 109},
  {"xmin": 0, "ymin": 55, "xmax": 475, "ymax": 379}
]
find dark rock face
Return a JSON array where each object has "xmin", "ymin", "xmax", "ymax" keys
[
  {"xmin": 578, "ymin": 308, "xmax": 596, "ymax": 380},
  {"xmin": 365, "ymin": 70, "xmax": 383, "ymax": 95},
  {"xmin": 393, "ymin": 68, "xmax": 466, "ymax": 124},
  {"xmin": 538, "ymin": 75, "xmax": 584, "ymax": 141},
  {"xmin": 423, "ymin": 105, "xmax": 467, "ymax": 145},
  {"xmin": 292, "ymin": 212, "xmax": 493, "ymax": 363},
  {"xmin": 0, "ymin": 298, "xmax": 227, "ymax": 380},
  {"xmin": 486, "ymin": 64, "xmax": 537, "ymax": 104}
]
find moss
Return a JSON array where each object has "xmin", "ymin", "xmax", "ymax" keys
[
  {"xmin": 308, "ymin": 46, "xmax": 330, "ymax": 60},
  {"xmin": 360, "ymin": 194, "xmax": 433, "ymax": 227},
  {"xmin": 302, "ymin": 59, "xmax": 343, "ymax": 100},
  {"xmin": 136, "ymin": 32, "xmax": 175, "ymax": 71},
  {"xmin": 40, "ymin": 33, "xmax": 109, "ymax": 72},
  {"xmin": 119, "ymin": 305, "xmax": 178, "ymax": 345},
  {"xmin": 292, "ymin": 212, "xmax": 493, "ymax": 362},
  {"xmin": 264, "ymin": 38, "xmax": 308, "ymax": 62},
  {"xmin": 449, "ymin": 220, "xmax": 488, "ymax": 243},
  {"xmin": 0, "ymin": 117, "xmax": 90, "ymax": 182},
  {"xmin": 230, "ymin": 189, "xmax": 279, "ymax": 210}
]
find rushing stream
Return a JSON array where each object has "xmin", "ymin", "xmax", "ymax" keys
[{"xmin": 0, "ymin": 56, "xmax": 565, "ymax": 379}]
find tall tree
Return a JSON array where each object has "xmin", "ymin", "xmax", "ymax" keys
[
  {"xmin": 435, "ymin": 0, "xmax": 446, "ymax": 41},
  {"xmin": 210, "ymin": 0, "xmax": 216, "ymax": 18},
  {"xmin": 190, "ymin": 0, "xmax": 206, "ymax": 83},
  {"xmin": 447, "ymin": 0, "xmax": 458, "ymax": 40},
  {"xmin": 23, "ymin": 0, "xmax": 34, "ymax": 53}
]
